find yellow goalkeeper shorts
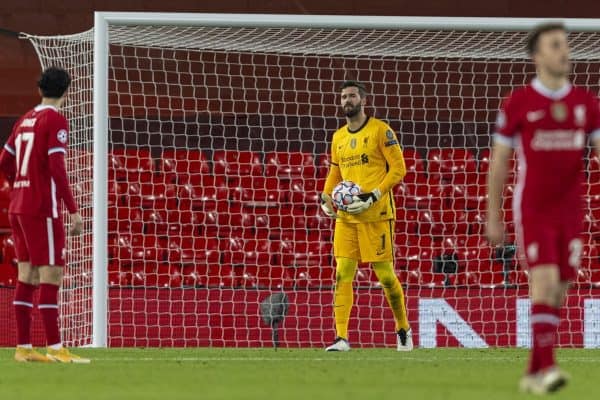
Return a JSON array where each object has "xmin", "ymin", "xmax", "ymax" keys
[{"xmin": 333, "ymin": 220, "xmax": 395, "ymax": 263}]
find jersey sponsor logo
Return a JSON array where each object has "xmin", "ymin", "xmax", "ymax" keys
[
  {"xmin": 340, "ymin": 154, "xmax": 365, "ymax": 167},
  {"xmin": 13, "ymin": 180, "xmax": 31, "ymax": 188},
  {"xmin": 20, "ymin": 118, "xmax": 37, "ymax": 128},
  {"xmin": 530, "ymin": 129, "xmax": 585, "ymax": 151},
  {"xmin": 361, "ymin": 153, "xmax": 369, "ymax": 164},
  {"xmin": 526, "ymin": 110, "xmax": 545, "ymax": 122},
  {"xmin": 574, "ymin": 104, "xmax": 586, "ymax": 127},
  {"xmin": 551, "ymin": 101, "xmax": 568, "ymax": 122},
  {"xmin": 57, "ymin": 129, "xmax": 68, "ymax": 144},
  {"xmin": 384, "ymin": 140, "xmax": 398, "ymax": 147}
]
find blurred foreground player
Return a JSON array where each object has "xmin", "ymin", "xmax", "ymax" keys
[
  {"xmin": 486, "ymin": 23, "xmax": 600, "ymax": 393},
  {"xmin": 320, "ymin": 81, "xmax": 412, "ymax": 351},
  {"xmin": 0, "ymin": 67, "xmax": 89, "ymax": 363}
]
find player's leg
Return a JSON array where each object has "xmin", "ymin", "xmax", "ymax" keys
[
  {"xmin": 326, "ymin": 221, "xmax": 359, "ymax": 351},
  {"xmin": 519, "ymin": 222, "xmax": 568, "ymax": 393},
  {"xmin": 30, "ymin": 217, "xmax": 89, "ymax": 363},
  {"xmin": 38, "ymin": 265, "xmax": 63, "ymax": 350},
  {"xmin": 521, "ymin": 265, "xmax": 569, "ymax": 394},
  {"xmin": 10, "ymin": 214, "xmax": 49, "ymax": 362},
  {"xmin": 528, "ymin": 265, "xmax": 561, "ymax": 373},
  {"xmin": 361, "ymin": 220, "xmax": 412, "ymax": 351}
]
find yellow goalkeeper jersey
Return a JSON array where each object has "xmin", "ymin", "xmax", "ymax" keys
[{"xmin": 323, "ymin": 116, "xmax": 406, "ymax": 223}]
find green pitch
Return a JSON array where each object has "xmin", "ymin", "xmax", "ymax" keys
[{"xmin": 0, "ymin": 348, "xmax": 598, "ymax": 400}]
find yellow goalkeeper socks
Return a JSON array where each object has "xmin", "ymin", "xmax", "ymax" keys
[
  {"xmin": 373, "ymin": 261, "xmax": 410, "ymax": 331},
  {"xmin": 334, "ymin": 257, "xmax": 358, "ymax": 339}
]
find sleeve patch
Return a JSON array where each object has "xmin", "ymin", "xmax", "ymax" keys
[
  {"xmin": 57, "ymin": 129, "xmax": 68, "ymax": 144},
  {"xmin": 384, "ymin": 140, "xmax": 399, "ymax": 147}
]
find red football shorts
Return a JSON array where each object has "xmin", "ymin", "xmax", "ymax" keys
[
  {"xmin": 516, "ymin": 218, "xmax": 582, "ymax": 282},
  {"xmin": 9, "ymin": 214, "xmax": 66, "ymax": 267}
]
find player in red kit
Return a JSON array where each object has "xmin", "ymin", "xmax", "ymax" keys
[
  {"xmin": 0, "ymin": 67, "xmax": 89, "ymax": 363},
  {"xmin": 487, "ymin": 23, "xmax": 600, "ymax": 394}
]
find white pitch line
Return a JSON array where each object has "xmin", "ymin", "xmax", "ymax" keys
[{"xmin": 87, "ymin": 356, "xmax": 600, "ymax": 363}]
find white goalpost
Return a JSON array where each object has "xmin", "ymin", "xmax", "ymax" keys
[{"xmin": 18, "ymin": 13, "xmax": 600, "ymax": 348}]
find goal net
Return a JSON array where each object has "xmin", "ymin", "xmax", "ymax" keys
[{"xmin": 17, "ymin": 14, "xmax": 600, "ymax": 348}]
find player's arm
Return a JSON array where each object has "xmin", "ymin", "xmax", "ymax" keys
[
  {"xmin": 486, "ymin": 141, "xmax": 512, "ymax": 246},
  {"xmin": 47, "ymin": 116, "xmax": 83, "ymax": 235},
  {"xmin": 0, "ymin": 128, "xmax": 18, "ymax": 184},
  {"xmin": 346, "ymin": 127, "xmax": 405, "ymax": 215},
  {"xmin": 486, "ymin": 94, "xmax": 519, "ymax": 246},
  {"xmin": 48, "ymin": 151, "xmax": 83, "ymax": 235},
  {"xmin": 320, "ymin": 136, "xmax": 342, "ymax": 218},
  {"xmin": 373, "ymin": 129, "xmax": 406, "ymax": 195}
]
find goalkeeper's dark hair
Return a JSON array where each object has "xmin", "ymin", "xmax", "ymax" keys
[
  {"xmin": 526, "ymin": 22, "xmax": 566, "ymax": 55},
  {"xmin": 340, "ymin": 80, "xmax": 368, "ymax": 97},
  {"xmin": 38, "ymin": 66, "xmax": 71, "ymax": 98}
]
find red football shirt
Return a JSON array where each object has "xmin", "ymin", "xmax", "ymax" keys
[
  {"xmin": 0, "ymin": 105, "xmax": 77, "ymax": 218},
  {"xmin": 494, "ymin": 78, "xmax": 600, "ymax": 222}
]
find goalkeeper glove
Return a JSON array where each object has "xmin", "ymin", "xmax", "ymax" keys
[
  {"xmin": 320, "ymin": 193, "xmax": 337, "ymax": 218},
  {"xmin": 346, "ymin": 188, "xmax": 381, "ymax": 215}
]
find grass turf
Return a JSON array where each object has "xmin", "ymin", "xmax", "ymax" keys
[{"xmin": 0, "ymin": 348, "xmax": 598, "ymax": 400}]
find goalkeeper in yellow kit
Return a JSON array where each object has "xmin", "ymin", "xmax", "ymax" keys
[{"xmin": 321, "ymin": 80, "xmax": 412, "ymax": 351}]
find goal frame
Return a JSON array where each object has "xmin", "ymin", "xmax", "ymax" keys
[{"xmin": 91, "ymin": 12, "xmax": 600, "ymax": 347}]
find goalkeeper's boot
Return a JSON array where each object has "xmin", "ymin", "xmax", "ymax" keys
[
  {"xmin": 14, "ymin": 346, "xmax": 51, "ymax": 362},
  {"xmin": 46, "ymin": 347, "xmax": 91, "ymax": 364},
  {"xmin": 519, "ymin": 368, "xmax": 569, "ymax": 395},
  {"xmin": 397, "ymin": 328, "xmax": 414, "ymax": 352},
  {"xmin": 325, "ymin": 337, "xmax": 350, "ymax": 352}
]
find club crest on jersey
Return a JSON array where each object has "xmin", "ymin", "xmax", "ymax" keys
[
  {"xmin": 350, "ymin": 138, "xmax": 357, "ymax": 149},
  {"xmin": 551, "ymin": 102, "xmax": 568, "ymax": 122},
  {"xmin": 574, "ymin": 104, "xmax": 586, "ymax": 127},
  {"xmin": 57, "ymin": 129, "xmax": 68, "ymax": 144}
]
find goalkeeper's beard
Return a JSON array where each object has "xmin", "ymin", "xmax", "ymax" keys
[{"xmin": 343, "ymin": 103, "xmax": 362, "ymax": 118}]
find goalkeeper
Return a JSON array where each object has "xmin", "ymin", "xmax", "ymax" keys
[{"xmin": 320, "ymin": 80, "xmax": 412, "ymax": 351}]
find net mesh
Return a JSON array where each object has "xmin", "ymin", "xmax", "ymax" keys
[{"xmin": 17, "ymin": 24, "xmax": 600, "ymax": 347}]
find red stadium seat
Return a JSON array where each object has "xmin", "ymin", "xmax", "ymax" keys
[
  {"xmin": 264, "ymin": 151, "xmax": 316, "ymax": 179},
  {"xmin": 1, "ymin": 236, "xmax": 17, "ymax": 267},
  {"xmin": 255, "ymin": 265, "xmax": 294, "ymax": 290},
  {"xmin": 161, "ymin": 149, "xmax": 210, "ymax": 184},
  {"xmin": 588, "ymin": 153, "xmax": 600, "ymax": 184},
  {"xmin": 397, "ymin": 181, "xmax": 443, "ymax": 210},
  {"xmin": 213, "ymin": 150, "xmax": 262, "ymax": 180},
  {"xmin": 0, "ymin": 263, "xmax": 17, "ymax": 287},
  {"xmin": 110, "ymin": 148, "xmax": 154, "ymax": 181},
  {"xmin": 231, "ymin": 176, "xmax": 283, "ymax": 205},
  {"xmin": 316, "ymin": 153, "xmax": 331, "ymax": 179},
  {"xmin": 478, "ymin": 148, "xmax": 491, "ymax": 174},
  {"xmin": 402, "ymin": 148, "xmax": 426, "ymax": 184},
  {"xmin": 427, "ymin": 148, "xmax": 477, "ymax": 183},
  {"xmin": 177, "ymin": 183, "xmax": 229, "ymax": 212}
]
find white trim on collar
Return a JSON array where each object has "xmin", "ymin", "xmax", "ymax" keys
[
  {"xmin": 531, "ymin": 77, "xmax": 572, "ymax": 100},
  {"xmin": 34, "ymin": 104, "xmax": 58, "ymax": 112}
]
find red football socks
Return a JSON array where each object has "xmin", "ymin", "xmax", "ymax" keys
[
  {"xmin": 13, "ymin": 281, "xmax": 36, "ymax": 346},
  {"xmin": 529, "ymin": 303, "xmax": 560, "ymax": 374},
  {"xmin": 39, "ymin": 283, "xmax": 61, "ymax": 346}
]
